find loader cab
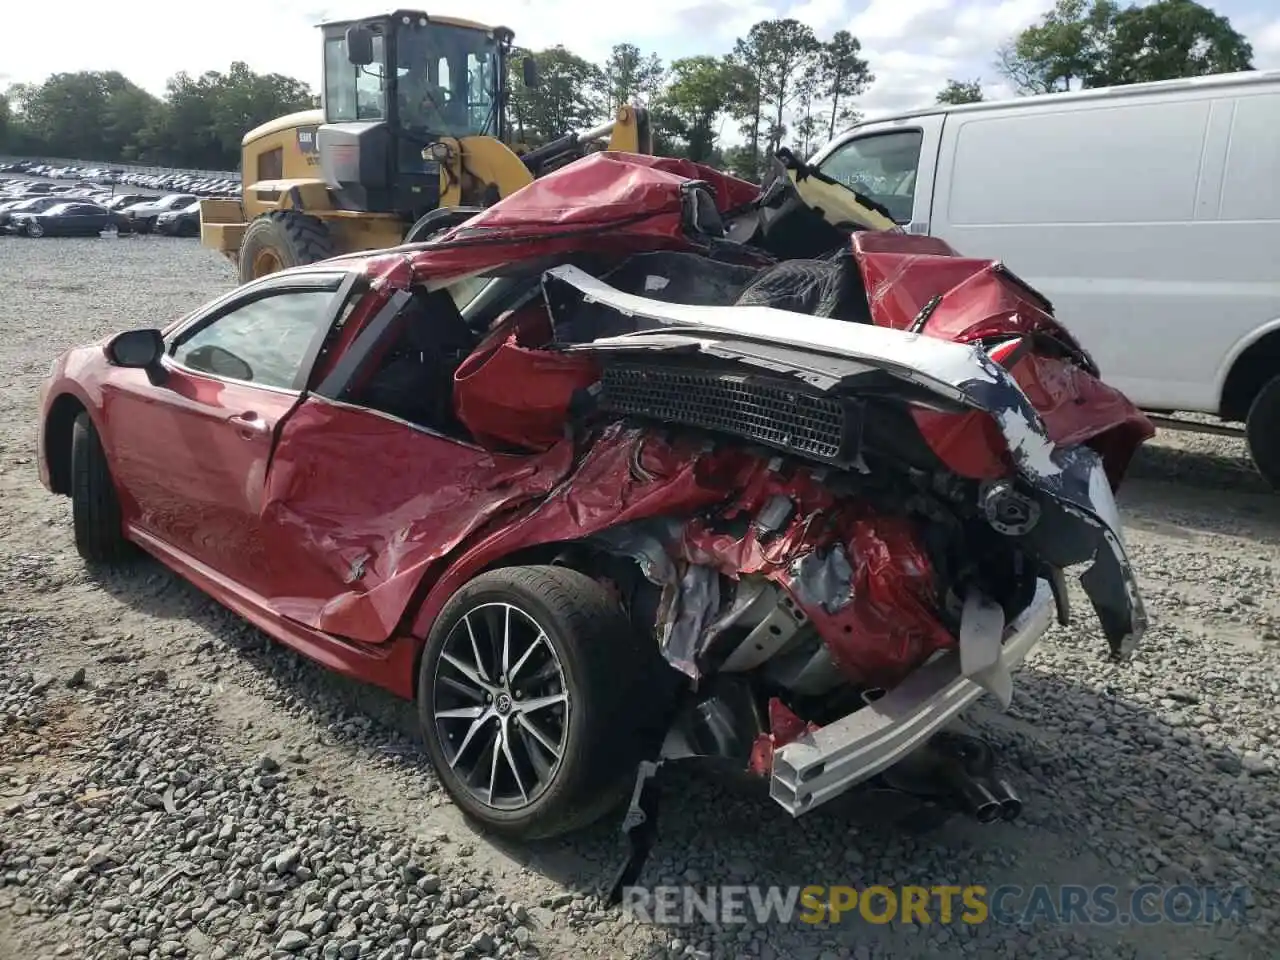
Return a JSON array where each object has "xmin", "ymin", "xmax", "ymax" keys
[{"xmin": 317, "ymin": 10, "xmax": 515, "ymax": 219}]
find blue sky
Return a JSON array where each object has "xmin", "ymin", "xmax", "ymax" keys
[{"xmin": 4, "ymin": 0, "xmax": 1279, "ymax": 119}]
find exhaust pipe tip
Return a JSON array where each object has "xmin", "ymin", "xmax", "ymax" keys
[
  {"xmin": 992, "ymin": 778, "xmax": 1022, "ymax": 821},
  {"xmin": 974, "ymin": 798, "xmax": 1003, "ymax": 824},
  {"xmin": 951, "ymin": 774, "xmax": 1003, "ymax": 823}
]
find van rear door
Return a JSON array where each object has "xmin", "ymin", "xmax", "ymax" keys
[
  {"xmin": 924, "ymin": 93, "xmax": 1228, "ymax": 411},
  {"xmin": 808, "ymin": 115, "xmax": 944, "ymax": 236}
]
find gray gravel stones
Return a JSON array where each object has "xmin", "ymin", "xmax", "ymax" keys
[{"xmin": 0, "ymin": 232, "xmax": 1277, "ymax": 960}]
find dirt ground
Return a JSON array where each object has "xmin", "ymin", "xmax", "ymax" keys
[{"xmin": 0, "ymin": 233, "xmax": 1276, "ymax": 960}]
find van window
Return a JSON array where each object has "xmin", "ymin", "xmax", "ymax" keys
[
  {"xmin": 817, "ymin": 130, "xmax": 923, "ymax": 224},
  {"xmin": 946, "ymin": 100, "xmax": 1210, "ymax": 225},
  {"xmin": 1220, "ymin": 93, "xmax": 1280, "ymax": 222}
]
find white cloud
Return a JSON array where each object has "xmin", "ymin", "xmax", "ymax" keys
[{"xmin": 1255, "ymin": 19, "xmax": 1280, "ymax": 67}]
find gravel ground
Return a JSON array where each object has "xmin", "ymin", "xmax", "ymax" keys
[{"xmin": 0, "ymin": 233, "xmax": 1276, "ymax": 960}]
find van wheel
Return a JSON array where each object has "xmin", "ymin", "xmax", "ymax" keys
[
  {"xmin": 1246, "ymin": 375, "xmax": 1280, "ymax": 490},
  {"xmin": 70, "ymin": 413, "xmax": 134, "ymax": 564},
  {"xmin": 417, "ymin": 565, "xmax": 658, "ymax": 840}
]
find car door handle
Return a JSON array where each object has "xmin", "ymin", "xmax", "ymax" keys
[{"xmin": 228, "ymin": 411, "xmax": 270, "ymax": 438}]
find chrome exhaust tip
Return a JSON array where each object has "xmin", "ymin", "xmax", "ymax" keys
[
  {"xmin": 991, "ymin": 778, "xmax": 1022, "ymax": 821},
  {"xmin": 944, "ymin": 765, "xmax": 1004, "ymax": 823}
]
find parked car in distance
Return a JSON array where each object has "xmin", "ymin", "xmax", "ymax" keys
[
  {"xmin": 10, "ymin": 201, "xmax": 130, "ymax": 237},
  {"xmin": 155, "ymin": 200, "xmax": 203, "ymax": 237},
  {"xmin": 35, "ymin": 153, "xmax": 1150, "ymax": 848},
  {"xmin": 808, "ymin": 68, "xmax": 1280, "ymax": 487},
  {"xmin": 0, "ymin": 195, "xmax": 68, "ymax": 228},
  {"xmin": 122, "ymin": 194, "xmax": 198, "ymax": 233},
  {"xmin": 100, "ymin": 194, "xmax": 150, "ymax": 211}
]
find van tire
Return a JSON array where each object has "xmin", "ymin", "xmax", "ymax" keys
[{"xmin": 1246, "ymin": 375, "xmax": 1280, "ymax": 490}]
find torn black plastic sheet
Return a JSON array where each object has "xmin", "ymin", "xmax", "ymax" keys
[
  {"xmin": 541, "ymin": 264, "xmax": 1147, "ymax": 657},
  {"xmin": 589, "ymin": 520, "xmax": 723, "ymax": 680}
]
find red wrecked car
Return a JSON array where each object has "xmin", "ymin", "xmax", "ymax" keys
[{"xmin": 37, "ymin": 151, "xmax": 1151, "ymax": 882}]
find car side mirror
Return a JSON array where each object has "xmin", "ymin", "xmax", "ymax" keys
[
  {"xmin": 346, "ymin": 25, "xmax": 375, "ymax": 66},
  {"xmin": 105, "ymin": 329, "xmax": 167, "ymax": 385},
  {"xmin": 522, "ymin": 57, "xmax": 539, "ymax": 89}
]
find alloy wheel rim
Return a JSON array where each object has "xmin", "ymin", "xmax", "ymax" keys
[{"xmin": 432, "ymin": 602, "xmax": 570, "ymax": 810}]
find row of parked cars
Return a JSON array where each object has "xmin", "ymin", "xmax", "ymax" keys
[
  {"xmin": 0, "ymin": 178, "xmax": 219, "ymax": 238},
  {"xmin": 0, "ymin": 160, "xmax": 238, "ymax": 197}
]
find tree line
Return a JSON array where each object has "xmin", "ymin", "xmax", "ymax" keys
[{"xmin": 0, "ymin": 0, "xmax": 1256, "ymax": 177}]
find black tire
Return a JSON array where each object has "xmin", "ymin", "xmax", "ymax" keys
[
  {"xmin": 404, "ymin": 206, "xmax": 484, "ymax": 244},
  {"xmin": 70, "ymin": 413, "xmax": 132, "ymax": 564},
  {"xmin": 418, "ymin": 565, "xmax": 657, "ymax": 840},
  {"xmin": 238, "ymin": 211, "xmax": 335, "ymax": 283},
  {"xmin": 1246, "ymin": 374, "xmax": 1280, "ymax": 490},
  {"xmin": 134, "ymin": 217, "xmax": 153, "ymax": 234}
]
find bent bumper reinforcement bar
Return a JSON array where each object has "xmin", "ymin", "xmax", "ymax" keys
[{"xmin": 770, "ymin": 580, "xmax": 1056, "ymax": 816}]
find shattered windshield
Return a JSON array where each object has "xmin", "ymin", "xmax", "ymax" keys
[{"xmin": 395, "ymin": 22, "xmax": 499, "ymax": 138}]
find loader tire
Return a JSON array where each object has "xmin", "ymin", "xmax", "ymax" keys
[{"xmin": 238, "ymin": 211, "xmax": 335, "ymax": 283}]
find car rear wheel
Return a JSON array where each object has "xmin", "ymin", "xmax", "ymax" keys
[
  {"xmin": 1246, "ymin": 374, "xmax": 1280, "ymax": 490},
  {"xmin": 418, "ymin": 565, "xmax": 657, "ymax": 840},
  {"xmin": 70, "ymin": 413, "xmax": 133, "ymax": 564}
]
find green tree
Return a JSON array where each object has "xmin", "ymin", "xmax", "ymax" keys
[
  {"xmin": 725, "ymin": 44, "xmax": 764, "ymax": 177},
  {"xmin": 997, "ymin": 0, "xmax": 1252, "ymax": 93},
  {"xmin": 16, "ymin": 72, "xmax": 163, "ymax": 161},
  {"xmin": 511, "ymin": 46, "xmax": 603, "ymax": 144},
  {"xmin": 818, "ymin": 30, "xmax": 874, "ymax": 139},
  {"xmin": 598, "ymin": 43, "xmax": 665, "ymax": 114},
  {"xmin": 996, "ymin": 0, "xmax": 1122, "ymax": 93},
  {"xmin": 0, "ymin": 93, "xmax": 9, "ymax": 150},
  {"xmin": 1106, "ymin": 0, "xmax": 1252, "ymax": 84},
  {"xmin": 727, "ymin": 19, "xmax": 823, "ymax": 175},
  {"xmin": 758, "ymin": 20, "xmax": 822, "ymax": 156},
  {"xmin": 937, "ymin": 78, "xmax": 985, "ymax": 104},
  {"xmin": 792, "ymin": 66, "xmax": 822, "ymax": 157},
  {"xmin": 144, "ymin": 63, "xmax": 316, "ymax": 169},
  {"xmin": 721, "ymin": 144, "xmax": 759, "ymax": 182},
  {"xmin": 658, "ymin": 56, "xmax": 736, "ymax": 162}
]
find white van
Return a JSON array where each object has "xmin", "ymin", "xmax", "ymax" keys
[{"xmin": 807, "ymin": 69, "xmax": 1280, "ymax": 488}]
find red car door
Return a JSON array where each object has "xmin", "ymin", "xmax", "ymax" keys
[
  {"xmin": 103, "ymin": 273, "xmax": 350, "ymax": 592},
  {"xmin": 256, "ymin": 284, "xmax": 577, "ymax": 645},
  {"xmin": 258, "ymin": 397, "xmax": 573, "ymax": 644}
]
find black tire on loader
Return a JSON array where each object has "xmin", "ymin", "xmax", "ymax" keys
[{"xmin": 238, "ymin": 210, "xmax": 335, "ymax": 283}]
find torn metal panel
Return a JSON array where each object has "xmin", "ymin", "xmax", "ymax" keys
[
  {"xmin": 541, "ymin": 264, "xmax": 1005, "ymax": 410},
  {"xmin": 258, "ymin": 397, "xmax": 578, "ymax": 643},
  {"xmin": 539, "ymin": 264, "xmax": 1146, "ymax": 657}
]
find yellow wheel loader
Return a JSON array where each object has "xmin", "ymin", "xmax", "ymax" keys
[{"xmin": 200, "ymin": 10, "xmax": 652, "ymax": 282}]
